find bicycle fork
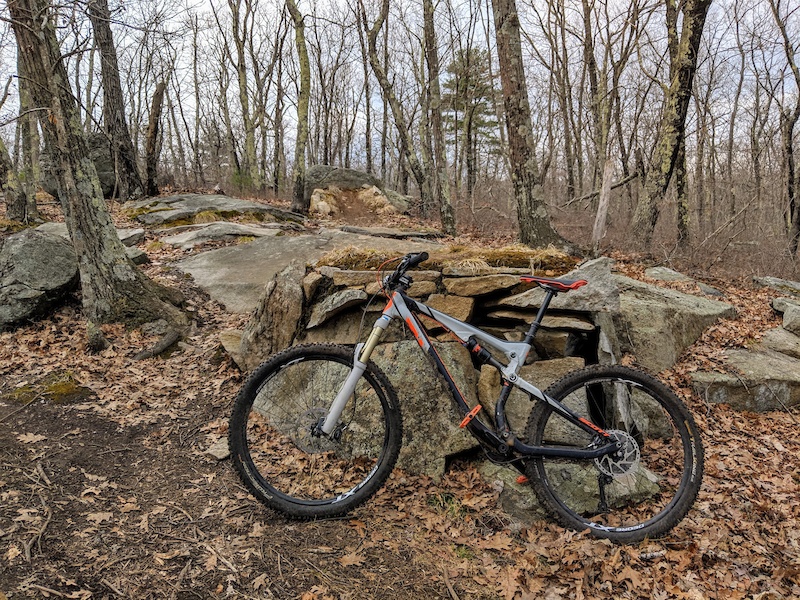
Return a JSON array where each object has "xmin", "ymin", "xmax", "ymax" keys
[{"xmin": 316, "ymin": 314, "xmax": 392, "ymax": 436}]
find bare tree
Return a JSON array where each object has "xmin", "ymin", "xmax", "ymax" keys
[
  {"xmin": 632, "ymin": 0, "xmax": 713, "ymax": 247},
  {"xmin": 9, "ymin": 0, "xmax": 186, "ymax": 348},
  {"xmin": 491, "ymin": 0, "xmax": 564, "ymax": 247},
  {"xmin": 87, "ymin": 0, "xmax": 145, "ymax": 200},
  {"xmin": 286, "ymin": 0, "xmax": 311, "ymax": 213}
]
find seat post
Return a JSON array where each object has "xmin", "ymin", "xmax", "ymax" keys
[{"xmin": 522, "ymin": 288, "xmax": 557, "ymax": 346}]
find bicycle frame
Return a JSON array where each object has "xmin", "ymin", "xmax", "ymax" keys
[{"xmin": 320, "ymin": 284, "xmax": 620, "ymax": 468}]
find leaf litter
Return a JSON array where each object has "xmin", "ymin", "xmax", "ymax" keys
[{"xmin": 0, "ymin": 237, "xmax": 798, "ymax": 598}]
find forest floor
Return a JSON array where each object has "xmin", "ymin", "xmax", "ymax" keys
[{"xmin": 1, "ymin": 197, "xmax": 799, "ymax": 599}]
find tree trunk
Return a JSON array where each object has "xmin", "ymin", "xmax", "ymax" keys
[
  {"xmin": 87, "ymin": 0, "xmax": 144, "ymax": 201},
  {"xmin": 423, "ymin": 0, "xmax": 457, "ymax": 236},
  {"xmin": 361, "ymin": 0, "xmax": 433, "ymax": 213},
  {"xmin": 9, "ymin": 0, "xmax": 186, "ymax": 338},
  {"xmin": 145, "ymin": 81, "xmax": 167, "ymax": 196},
  {"xmin": 0, "ymin": 135, "xmax": 28, "ymax": 222},
  {"xmin": 287, "ymin": 0, "xmax": 311, "ymax": 213},
  {"xmin": 632, "ymin": 0, "xmax": 712, "ymax": 247},
  {"xmin": 491, "ymin": 0, "xmax": 564, "ymax": 247}
]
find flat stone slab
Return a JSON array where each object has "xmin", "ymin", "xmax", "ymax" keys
[
  {"xmin": 761, "ymin": 327, "xmax": 800, "ymax": 360},
  {"xmin": 338, "ymin": 225, "xmax": 443, "ymax": 239},
  {"xmin": 692, "ymin": 349, "xmax": 800, "ymax": 412},
  {"xmin": 176, "ymin": 229, "xmax": 442, "ymax": 313},
  {"xmin": 754, "ymin": 276, "xmax": 800, "ymax": 297},
  {"xmin": 130, "ymin": 193, "xmax": 306, "ymax": 226},
  {"xmin": 36, "ymin": 222, "xmax": 145, "ymax": 247},
  {"xmin": 161, "ymin": 222, "xmax": 282, "ymax": 249}
]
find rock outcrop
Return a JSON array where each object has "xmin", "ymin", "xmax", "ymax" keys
[
  {"xmin": 230, "ymin": 255, "xmax": 738, "ymax": 481},
  {"xmin": 0, "ymin": 230, "xmax": 79, "ymax": 327}
]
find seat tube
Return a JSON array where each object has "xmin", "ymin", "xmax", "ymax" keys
[{"xmin": 522, "ymin": 289, "xmax": 556, "ymax": 345}]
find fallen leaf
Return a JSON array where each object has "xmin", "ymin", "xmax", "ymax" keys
[
  {"xmin": 16, "ymin": 433, "xmax": 46, "ymax": 444},
  {"xmin": 338, "ymin": 552, "xmax": 365, "ymax": 567},
  {"xmin": 86, "ymin": 512, "xmax": 114, "ymax": 524}
]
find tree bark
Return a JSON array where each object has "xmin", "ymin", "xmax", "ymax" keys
[
  {"xmin": 632, "ymin": 0, "xmax": 712, "ymax": 247},
  {"xmin": 422, "ymin": 0, "xmax": 457, "ymax": 236},
  {"xmin": 361, "ymin": 0, "xmax": 433, "ymax": 214},
  {"xmin": 491, "ymin": 0, "xmax": 564, "ymax": 247},
  {"xmin": 145, "ymin": 81, "xmax": 167, "ymax": 197},
  {"xmin": 9, "ymin": 0, "xmax": 186, "ymax": 336},
  {"xmin": 87, "ymin": 0, "xmax": 144, "ymax": 201},
  {"xmin": 286, "ymin": 0, "xmax": 311, "ymax": 213}
]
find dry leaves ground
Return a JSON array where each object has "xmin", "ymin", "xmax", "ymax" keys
[{"xmin": 1, "ymin": 212, "xmax": 800, "ymax": 599}]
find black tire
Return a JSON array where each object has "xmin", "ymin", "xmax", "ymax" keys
[
  {"xmin": 229, "ymin": 344, "xmax": 402, "ymax": 519},
  {"xmin": 525, "ymin": 364, "xmax": 703, "ymax": 543}
]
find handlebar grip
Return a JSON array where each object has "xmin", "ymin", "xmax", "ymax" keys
[{"xmin": 405, "ymin": 252, "xmax": 429, "ymax": 269}]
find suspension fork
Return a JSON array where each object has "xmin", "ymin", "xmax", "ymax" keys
[{"xmin": 318, "ymin": 312, "xmax": 392, "ymax": 436}]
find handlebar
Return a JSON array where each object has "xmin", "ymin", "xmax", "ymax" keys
[{"xmin": 383, "ymin": 252, "xmax": 429, "ymax": 289}]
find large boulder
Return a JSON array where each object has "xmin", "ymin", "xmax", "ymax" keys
[
  {"xmin": 41, "ymin": 132, "xmax": 117, "ymax": 199},
  {"xmin": 239, "ymin": 266, "xmax": 306, "ymax": 372},
  {"xmin": 494, "ymin": 257, "xmax": 620, "ymax": 313},
  {"xmin": 176, "ymin": 229, "xmax": 441, "ymax": 313},
  {"xmin": 613, "ymin": 275, "xmax": 736, "ymax": 372},
  {"xmin": 0, "ymin": 230, "xmax": 79, "ymax": 327},
  {"xmin": 692, "ymin": 349, "xmax": 800, "ymax": 412},
  {"xmin": 304, "ymin": 165, "xmax": 410, "ymax": 214},
  {"xmin": 130, "ymin": 193, "xmax": 306, "ymax": 226},
  {"xmin": 371, "ymin": 341, "xmax": 480, "ymax": 478}
]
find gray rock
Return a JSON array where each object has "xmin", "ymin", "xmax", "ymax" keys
[
  {"xmin": 130, "ymin": 193, "xmax": 306, "ymax": 226},
  {"xmin": 338, "ymin": 226, "xmax": 443, "ymax": 239},
  {"xmin": 304, "ymin": 165, "xmax": 382, "ymax": 204},
  {"xmin": 307, "ymin": 288, "xmax": 368, "ymax": 329},
  {"xmin": 754, "ymin": 276, "xmax": 800, "ymax": 297},
  {"xmin": 613, "ymin": 275, "xmax": 736, "ymax": 372},
  {"xmin": 161, "ymin": 222, "xmax": 281, "ymax": 250},
  {"xmin": 240, "ymin": 266, "xmax": 305, "ymax": 371},
  {"xmin": 487, "ymin": 311, "xmax": 595, "ymax": 332},
  {"xmin": 371, "ymin": 341, "xmax": 479, "ymax": 478},
  {"xmin": 298, "ymin": 308, "xmax": 407, "ymax": 345},
  {"xmin": 644, "ymin": 266, "xmax": 694, "ymax": 282},
  {"xmin": 125, "ymin": 246, "xmax": 149, "ymax": 265},
  {"xmin": 495, "ymin": 257, "xmax": 620, "ymax": 313},
  {"xmin": 692, "ymin": 349, "xmax": 800, "ymax": 412},
  {"xmin": 478, "ymin": 461, "xmax": 547, "ymax": 525},
  {"xmin": 206, "ymin": 438, "xmax": 231, "ymax": 460},
  {"xmin": 0, "ymin": 230, "xmax": 79, "ymax": 327},
  {"xmin": 443, "ymin": 274, "xmax": 520, "ymax": 297},
  {"xmin": 761, "ymin": 327, "xmax": 800, "ymax": 360},
  {"xmin": 425, "ymin": 294, "xmax": 475, "ymax": 323},
  {"xmin": 176, "ymin": 229, "xmax": 441, "ymax": 313},
  {"xmin": 772, "ymin": 297, "xmax": 800, "ymax": 335},
  {"xmin": 35, "ymin": 222, "xmax": 145, "ymax": 247},
  {"xmin": 219, "ymin": 329, "xmax": 245, "ymax": 370}
]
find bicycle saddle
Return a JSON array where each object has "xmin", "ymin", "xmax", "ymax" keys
[{"xmin": 520, "ymin": 275, "xmax": 588, "ymax": 293}]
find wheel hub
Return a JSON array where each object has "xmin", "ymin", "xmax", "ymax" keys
[{"xmin": 594, "ymin": 430, "xmax": 640, "ymax": 477}]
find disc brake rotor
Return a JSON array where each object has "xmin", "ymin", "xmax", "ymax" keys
[
  {"xmin": 594, "ymin": 429, "xmax": 641, "ymax": 477},
  {"xmin": 291, "ymin": 407, "xmax": 338, "ymax": 453}
]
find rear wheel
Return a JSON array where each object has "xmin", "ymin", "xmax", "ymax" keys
[
  {"xmin": 229, "ymin": 344, "xmax": 402, "ymax": 519},
  {"xmin": 525, "ymin": 365, "xmax": 703, "ymax": 542}
]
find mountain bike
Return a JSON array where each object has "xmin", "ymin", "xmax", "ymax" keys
[{"xmin": 229, "ymin": 252, "xmax": 704, "ymax": 542}]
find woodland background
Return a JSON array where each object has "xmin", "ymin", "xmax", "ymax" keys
[{"xmin": 1, "ymin": 0, "xmax": 799, "ymax": 273}]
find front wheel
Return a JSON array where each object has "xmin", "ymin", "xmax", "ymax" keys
[
  {"xmin": 525, "ymin": 365, "xmax": 704, "ymax": 543},
  {"xmin": 229, "ymin": 344, "xmax": 402, "ymax": 519}
]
